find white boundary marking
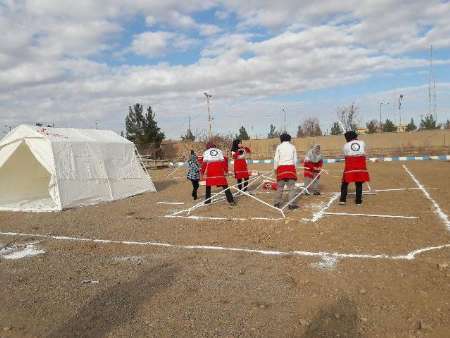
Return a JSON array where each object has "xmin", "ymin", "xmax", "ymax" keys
[
  {"xmin": 1, "ymin": 230, "xmax": 449, "ymax": 262},
  {"xmin": 157, "ymin": 201, "xmax": 185, "ymax": 205},
  {"xmin": 403, "ymin": 165, "xmax": 450, "ymax": 231},
  {"xmin": 311, "ymin": 193, "xmax": 340, "ymax": 222},
  {"xmin": 323, "ymin": 212, "xmax": 418, "ymax": 220},
  {"xmin": 163, "ymin": 215, "xmax": 284, "ymax": 222}
]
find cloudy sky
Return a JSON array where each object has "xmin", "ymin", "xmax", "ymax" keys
[{"xmin": 1, "ymin": 0, "xmax": 449, "ymax": 138}]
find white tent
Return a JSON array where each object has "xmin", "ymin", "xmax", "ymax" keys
[{"xmin": 0, "ymin": 125, "xmax": 156, "ymax": 212}]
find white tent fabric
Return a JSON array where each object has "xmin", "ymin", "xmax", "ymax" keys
[{"xmin": 0, "ymin": 125, "xmax": 156, "ymax": 212}]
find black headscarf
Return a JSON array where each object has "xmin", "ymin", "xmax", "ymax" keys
[
  {"xmin": 344, "ymin": 131, "xmax": 358, "ymax": 142},
  {"xmin": 231, "ymin": 139, "xmax": 241, "ymax": 152},
  {"xmin": 280, "ymin": 133, "xmax": 291, "ymax": 142}
]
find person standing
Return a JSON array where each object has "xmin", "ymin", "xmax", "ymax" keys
[
  {"xmin": 231, "ymin": 139, "xmax": 251, "ymax": 191},
  {"xmin": 339, "ymin": 131, "xmax": 370, "ymax": 205},
  {"xmin": 201, "ymin": 143, "xmax": 235, "ymax": 205},
  {"xmin": 273, "ymin": 133, "xmax": 298, "ymax": 209},
  {"xmin": 186, "ymin": 150, "xmax": 200, "ymax": 200},
  {"xmin": 303, "ymin": 144, "xmax": 323, "ymax": 195}
]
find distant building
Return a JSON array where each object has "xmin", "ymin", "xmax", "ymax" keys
[
  {"xmin": 356, "ymin": 127, "xmax": 368, "ymax": 134},
  {"xmin": 396, "ymin": 123, "xmax": 408, "ymax": 132}
]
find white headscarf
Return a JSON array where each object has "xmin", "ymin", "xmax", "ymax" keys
[{"xmin": 306, "ymin": 144, "xmax": 322, "ymax": 163}]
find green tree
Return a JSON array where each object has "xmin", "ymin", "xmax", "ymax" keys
[
  {"xmin": 297, "ymin": 125, "xmax": 305, "ymax": 138},
  {"xmin": 366, "ymin": 120, "xmax": 378, "ymax": 134},
  {"xmin": 445, "ymin": 119, "xmax": 450, "ymax": 129},
  {"xmin": 267, "ymin": 124, "xmax": 279, "ymax": 138},
  {"xmin": 181, "ymin": 128, "xmax": 195, "ymax": 141},
  {"xmin": 405, "ymin": 118, "xmax": 417, "ymax": 132},
  {"xmin": 383, "ymin": 119, "xmax": 397, "ymax": 132},
  {"xmin": 330, "ymin": 121, "xmax": 343, "ymax": 135},
  {"xmin": 125, "ymin": 103, "xmax": 165, "ymax": 146},
  {"xmin": 236, "ymin": 126, "xmax": 250, "ymax": 140},
  {"xmin": 419, "ymin": 114, "xmax": 441, "ymax": 130}
]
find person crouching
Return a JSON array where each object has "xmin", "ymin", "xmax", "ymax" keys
[
  {"xmin": 303, "ymin": 144, "xmax": 323, "ymax": 195},
  {"xmin": 201, "ymin": 143, "xmax": 236, "ymax": 206},
  {"xmin": 231, "ymin": 139, "xmax": 251, "ymax": 191},
  {"xmin": 340, "ymin": 131, "xmax": 370, "ymax": 205},
  {"xmin": 273, "ymin": 133, "xmax": 298, "ymax": 210}
]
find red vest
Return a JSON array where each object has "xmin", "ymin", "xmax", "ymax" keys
[
  {"xmin": 232, "ymin": 152, "xmax": 249, "ymax": 179},
  {"xmin": 201, "ymin": 161, "xmax": 228, "ymax": 187},
  {"xmin": 276, "ymin": 165, "xmax": 297, "ymax": 181},
  {"xmin": 303, "ymin": 160, "xmax": 323, "ymax": 178},
  {"xmin": 343, "ymin": 156, "xmax": 370, "ymax": 183}
]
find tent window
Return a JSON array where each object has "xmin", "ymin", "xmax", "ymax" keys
[{"xmin": 0, "ymin": 142, "xmax": 53, "ymax": 207}]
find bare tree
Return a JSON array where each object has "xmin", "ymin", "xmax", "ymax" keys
[
  {"xmin": 298, "ymin": 118, "xmax": 322, "ymax": 137},
  {"xmin": 337, "ymin": 104, "xmax": 358, "ymax": 132}
]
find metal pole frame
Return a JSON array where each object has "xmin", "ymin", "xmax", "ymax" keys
[{"xmin": 281, "ymin": 169, "xmax": 325, "ymax": 211}]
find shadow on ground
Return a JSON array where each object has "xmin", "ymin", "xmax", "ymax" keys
[
  {"xmin": 153, "ymin": 179, "xmax": 178, "ymax": 192},
  {"xmin": 302, "ymin": 296, "xmax": 361, "ymax": 338},
  {"xmin": 47, "ymin": 263, "xmax": 178, "ymax": 338}
]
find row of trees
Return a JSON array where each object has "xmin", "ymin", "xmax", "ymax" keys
[
  {"xmin": 124, "ymin": 103, "xmax": 449, "ymax": 148},
  {"xmin": 363, "ymin": 115, "xmax": 443, "ymax": 134}
]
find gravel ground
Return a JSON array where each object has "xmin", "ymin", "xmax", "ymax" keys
[{"xmin": 1, "ymin": 161, "xmax": 449, "ymax": 337}]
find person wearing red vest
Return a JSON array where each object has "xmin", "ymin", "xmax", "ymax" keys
[
  {"xmin": 231, "ymin": 139, "xmax": 251, "ymax": 191},
  {"xmin": 201, "ymin": 143, "xmax": 235, "ymax": 205},
  {"xmin": 303, "ymin": 144, "xmax": 323, "ymax": 195},
  {"xmin": 273, "ymin": 133, "xmax": 298, "ymax": 209},
  {"xmin": 339, "ymin": 131, "xmax": 370, "ymax": 205}
]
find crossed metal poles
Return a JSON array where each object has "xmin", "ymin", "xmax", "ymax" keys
[{"xmin": 172, "ymin": 169, "xmax": 325, "ymax": 219}]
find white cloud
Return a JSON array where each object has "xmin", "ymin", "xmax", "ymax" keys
[
  {"xmin": 130, "ymin": 31, "xmax": 174, "ymax": 57},
  {"xmin": 0, "ymin": 0, "xmax": 449, "ymax": 139},
  {"xmin": 130, "ymin": 31, "xmax": 199, "ymax": 57},
  {"xmin": 145, "ymin": 15, "xmax": 157, "ymax": 26}
]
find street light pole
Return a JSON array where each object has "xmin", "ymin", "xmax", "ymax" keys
[
  {"xmin": 281, "ymin": 106, "xmax": 287, "ymax": 133},
  {"xmin": 204, "ymin": 92, "xmax": 212, "ymax": 139},
  {"xmin": 379, "ymin": 101, "xmax": 389, "ymax": 131},
  {"xmin": 398, "ymin": 94, "xmax": 404, "ymax": 131}
]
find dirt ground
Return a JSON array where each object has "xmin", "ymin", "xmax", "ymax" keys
[{"xmin": 1, "ymin": 161, "xmax": 449, "ymax": 337}]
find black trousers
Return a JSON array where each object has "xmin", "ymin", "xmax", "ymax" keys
[
  {"xmin": 237, "ymin": 178, "xmax": 249, "ymax": 191},
  {"xmin": 190, "ymin": 179, "xmax": 199, "ymax": 199},
  {"xmin": 340, "ymin": 182, "xmax": 363, "ymax": 204},
  {"xmin": 205, "ymin": 186, "xmax": 234, "ymax": 204}
]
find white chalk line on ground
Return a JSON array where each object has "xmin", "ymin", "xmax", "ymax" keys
[
  {"xmin": 310, "ymin": 193, "xmax": 340, "ymax": 222},
  {"xmin": 0, "ymin": 241, "xmax": 45, "ymax": 260},
  {"xmin": 1, "ymin": 230, "xmax": 449, "ymax": 262},
  {"xmin": 157, "ymin": 201, "xmax": 185, "ymax": 205},
  {"xmin": 163, "ymin": 215, "xmax": 284, "ymax": 222},
  {"xmin": 403, "ymin": 165, "xmax": 450, "ymax": 231},
  {"xmin": 323, "ymin": 212, "xmax": 419, "ymax": 220}
]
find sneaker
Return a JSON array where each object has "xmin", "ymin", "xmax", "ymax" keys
[
  {"xmin": 313, "ymin": 191, "xmax": 321, "ymax": 196},
  {"xmin": 288, "ymin": 205, "xmax": 299, "ymax": 210},
  {"xmin": 274, "ymin": 203, "xmax": 281, "ymax": 208},
  {"xmin": 339, "ymin": 201, "xmax": 346, "ymax": 205},
  {"xmin": 229, "ymin": 201, "xmax": 237, "ymax": 207},
  {"xmin": 355, "ymin": 202, "xmax": 362, "ymax": 206}
]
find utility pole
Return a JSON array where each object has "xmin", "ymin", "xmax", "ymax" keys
[
  {"xmin": 281, "ymin": 106, "xmax": 287, "ymax": 133},
  {"xmin": 379, "ymin": 101, "xmax": 389, "ymax": 131},
  {"xmin": 428, "ymin": 45, "xmax": 437, "ymax": 121},
  {"xmin": 204, "ymin": 92, "xmax": 212, "ymax": 139}
]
